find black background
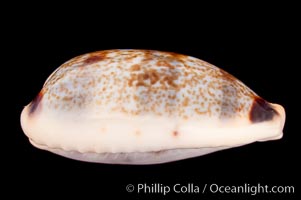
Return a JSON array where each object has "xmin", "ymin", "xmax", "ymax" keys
[{"xmin": 5, "ymin": 4, "xmax": 299, "ymax": 199}]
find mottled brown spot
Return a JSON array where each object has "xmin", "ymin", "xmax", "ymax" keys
[
  {"xmin": 29, "ymin": 91, "xmax": 43, "ymax": 115},
  {"xmin": 62, "ymin": 96, "xmax": 72, "ymax": 101},
  {"xmin": 135, "ymin": 73, "xmax": 148, "ymax": 87},
  {"xmin": 167, "ymin": 51, "xmax": 187, "ymax": 61},
  {"xmin": 141, "ymin": 51, "xmax": 155, "ymax": 62},
  {"xmin": 170, "ymin": 95, "xmax": 176, "ymax": 100},
  {"xmin": 149, "ymin": 70, "xmax": 160, "ymax": 84},
  {"xmin": 130, "ymin": 64, "xmax": 141, "ymax": 71},
  {"xmin": 84, "ymin": 55, "xmax": 106, "ymax": 65},
  {"xmin": 143, "ymin": 73, "xmax": 149, "ymax": 80},
  {"xmin": 136, "ymin": 81, "xmax": 147, "ymax": 87},
  {"xmin": 208, "ymin": 89, "xmax": 215, "ymax": 97},
  {"xmin": 162, "ymin": 76, "xmax": 178, "ymax": 88},
  {"xmin": 182, "ymin": 97, "xmax": 189, "ymax": 107},
  {"xmin": 173, "ymin": 131, "xmax": 178, "ymax": 136},
  {"xmin": 195, "ymin": 108, "xmax": 207, "ymax": 115},
  {"xmin": 249, "ymin": 97, "xmax": 278, "ymax": 123},
  {"xmin": 156, "ymin": 60, "xmax": 175, "ymax": 69}
]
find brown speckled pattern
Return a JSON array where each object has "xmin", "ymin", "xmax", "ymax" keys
[{"xmin": 42, "ymin": 50, "xmax": 256, "ymax": 120}]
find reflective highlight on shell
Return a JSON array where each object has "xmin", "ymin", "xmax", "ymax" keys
[{"xmin": 20, "ymin": 49, "xmax": 286, "ymax": 164}]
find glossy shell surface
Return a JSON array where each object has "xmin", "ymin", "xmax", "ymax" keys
[{"xmin": 21, "ymin": 50, "xmax": 285, "ymax": 164}]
